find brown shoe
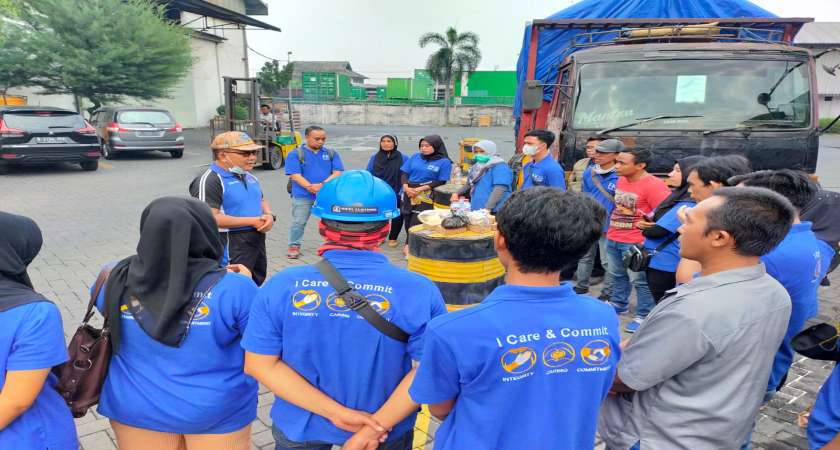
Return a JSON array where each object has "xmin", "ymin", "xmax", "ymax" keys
[
  {"xmin": 387, "ymin": 240, "xmax": 398, "ymax": 247},
  {"xmin": 287, "ymin": 246, "xmax": 300, "ymax": 259}
]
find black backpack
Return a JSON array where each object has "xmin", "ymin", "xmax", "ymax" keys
[{"xmin": 286, "ymin": 146, "xmax": 337, "ymax": 194}]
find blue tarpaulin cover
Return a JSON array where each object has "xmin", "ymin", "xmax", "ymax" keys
[{"xmin": 513, "ymin": 0, "xmax": 779, "ymax": 118}]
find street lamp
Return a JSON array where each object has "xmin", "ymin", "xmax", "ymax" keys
[{"xmin": 287, "ymin": 51, "xmax": 293, "ymax": 124}]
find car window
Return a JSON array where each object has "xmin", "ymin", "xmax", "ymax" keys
[
  {"xmin": 116, "ymin": 110, "xmax": 174, "ymax": 125},
  {"xmin": 3, "ymin": 112, "xmax": 85, "ymax": 132}
]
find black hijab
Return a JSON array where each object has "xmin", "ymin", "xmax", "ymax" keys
[
  {"xmin": 105, "ymin": 197, "xmax": 223, "ymax": 353},
  {"xmin": 0, "ymin": 212, "xmax": 49, "ymax": 312},
  {"xmin": 420, "ymin": 135, "xmax": 450, "ymax": 161},
  {"xmin": 802, "ymin": 189, "xmax": 840, "ymax": 245},
  {"xmin": 371, "ymin": 134, "xmax": 403, "ymax": 192},
  {"xmin": 653, "ymin": 155, "xmax": 706, "ymax": 221}
]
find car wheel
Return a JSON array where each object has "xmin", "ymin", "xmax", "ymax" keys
[
  {"xmin": 170, "ymin": 149, "xmax": 184, "ymax": 159},
  {"xmin": 263, "ymin": 145, "xmax": 283, "ymax": 170},
  {"xmin": 80, "ymin": 160, "xmax": 99, "ymax": 171},
  {"xmin": 102, "ymin": 144, "xmax": 115, "ymax": 160}
]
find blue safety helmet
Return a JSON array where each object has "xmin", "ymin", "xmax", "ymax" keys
[{"xmin": 312, "ymin": 170, "xmax": 400, "ymax": 222}]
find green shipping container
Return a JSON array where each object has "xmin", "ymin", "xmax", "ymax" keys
[
  {"xmin": 410, "ymin": 78, "xmax": 433, "ymax": 100},
  {"xmin": 387, "ymin": 78, "xmax": 411, "ymax": 99},
  {"xmin": 351, "ymin": 86, "xmax": 366, "ymax": 100},
  {"xmin": 302, "ymin": 72, "xmax": 338, "ymax": 100},
  {"xmin": 337, "ymin": 74, "xmax": 352, "ymax": 98},
  {"xmin": 414, "ymin": 69, "xmax": 433, "ymax": 81},
  {"xmin": 376, "ymin": 87, "xmax": 386, "ymax": 100},
  {"xmin": 463, "ymin": 71, "xmax": 516, "ymax": 98}
]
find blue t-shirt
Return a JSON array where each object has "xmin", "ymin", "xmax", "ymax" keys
[
  {"xmin": 471, "ymin": 163, "xmax": 513, "ymax": 212},
  {"xmin": 761, "ymin": 221, "xmax": 830, "ymax": 392},
  {"xmin": 645, "ymin": 200, "xmax": 695, "ymax": 272},
  {"xmin": 210, "ymin": 163, "xmax": 264, "ymax": 232},
  {"xmin": 96, "ymin": 271, "xmax": 259, "ymax": 434},
  {"xmin": 0, "ymin": 301, "xmax": 76, "ymax": 450},
  {"xmin": 521, "ymin": 156, "xmax": 566, "ymax": 191},
  {"xmin": 286, "ymin": 145, "xmax": 345, "ymax": 200},
  {"xmin": 241, "ymin": 250, "xmax": 447, "ymax": 444},
  {"xmin": 409, "ymin": 284, "xmax": 620, "ymax": 450},
  {"xmin": 400, "ymin": 153, "xmax": 452, "ymax": 184},
  {"xmin": 809, "ymin": 362, "xmax": 840, "ymax": 449},
  {"xmin": 581, "ymin": 167, "xmax": 618, "ymax": 232}
]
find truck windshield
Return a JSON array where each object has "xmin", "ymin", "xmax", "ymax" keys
[{"xmin": 573, "ymin": 59, "xmax": 811, "ymax": 130}]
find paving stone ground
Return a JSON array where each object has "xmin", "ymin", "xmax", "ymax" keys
[{"xmin": 1, "ymin": 125, "xmax": 838, "ymax": 449}]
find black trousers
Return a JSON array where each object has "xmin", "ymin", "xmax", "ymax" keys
[
  {"xmin": 389, "ymin": 198, "xmax": 405, "ymax": 241},
  {"xmin": 224, "ymin": 230, "xmax": 267, "ymax": 286},
  {"xmin": 646, "ymin": 267, "xmax": 676, "ymax": 304}
]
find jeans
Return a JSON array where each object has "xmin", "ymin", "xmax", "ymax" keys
[
  {"xmin": 288, "ymin": 197, "xmax": 314, "ymax": 248},
  {"xmin": 606, "ymin": 239, "xmax": 655, "ymax": 318},
  {"xmin": 576, "ymin": 235, "xmax": 611, "ymax": 291},
  {"xmin": 272, "ymin": 426, "xmax": 413, "ymax": 450}
]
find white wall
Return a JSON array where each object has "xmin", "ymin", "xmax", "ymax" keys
[
  {"xmin": 6, "ymin": 87, "xmax": 76, "ymax": 110},
  {"xmin": 820, "ymin": 97, "xmax": 840, "ymax": 120}
]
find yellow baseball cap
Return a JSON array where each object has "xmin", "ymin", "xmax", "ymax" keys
[{"xmin": 211, "ymin": 131, "xmax": 262, "ymax": 151}]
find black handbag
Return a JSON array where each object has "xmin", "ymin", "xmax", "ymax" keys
[{"xmin": 623, "ymin": 233, "xmax": 680, "ymax": 272}]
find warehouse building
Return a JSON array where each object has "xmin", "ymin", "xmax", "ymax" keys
[{"xmin": 795, "ymin": 22, "xmax": 840, "ymax": 119}]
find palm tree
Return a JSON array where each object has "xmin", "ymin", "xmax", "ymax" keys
[{"xmin": 419, "ymin": 27, "xmax": 481, "ymax": 125}]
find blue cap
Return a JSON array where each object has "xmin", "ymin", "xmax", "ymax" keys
[{"xmin": 312, "ymin": 170, "xmax": 400, "ymax": 222}]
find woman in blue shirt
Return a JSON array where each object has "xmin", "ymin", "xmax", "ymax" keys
[
  {"xmin": 0, "ymin": 212, "xmax": 77, "ymax": 450},
  {"xmin": 451, "ymin": 140, "xmax": 512, "ymax": 213},
  {"xmin": 97, "ymin": 197, "xmax": 258, "ymax": 450},
  {"xmin": 400, "ymin": 135, "xmax": 452, "ymax": 255},
  {"xmin": 637, "ymin": 155, "xmax": 705, "ymax": 303},
  {"xmin": 366, "ymin": 134, "xmax": 405, "ymax": 247}
]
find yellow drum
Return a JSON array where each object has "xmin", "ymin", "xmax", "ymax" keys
[{"xmin": 407, "ymin": 225, "xmax": 504, "ymax": 311}]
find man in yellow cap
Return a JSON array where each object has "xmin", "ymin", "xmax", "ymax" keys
[{"xmin": 189, "ymin": 131, "xmax": 275, "ymax": 285}]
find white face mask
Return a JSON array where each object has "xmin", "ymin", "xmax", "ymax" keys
[
  {"xmin": 229, "ymin": 165, "xmax": 246, "ymax": 175},
  {"xmin": 522, "ymin": 144, "xmax": 538, "ymax": 156}
]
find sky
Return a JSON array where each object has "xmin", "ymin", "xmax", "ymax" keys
[{"xmin": 246, "ymin": 0, "xmax": 840, "ymax": 84}]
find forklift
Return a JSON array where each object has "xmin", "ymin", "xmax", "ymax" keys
[{"xmin": 209, "ymin": 77, "xmax": 302, "ymax": 170}]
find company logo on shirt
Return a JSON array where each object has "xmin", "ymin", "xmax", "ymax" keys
[
  {"xmin": 120, "ymin": 304, "xmax": 133, "ymax": 320},
  {"xmin": 500, "ymin": 347, "xmax": 537, "ymax": 374},
  {"xmin": 193, "ymin": 301, "xmax": 210, "ymax": 321},
  {"xmin": 542, "ymin": 342, "xmax": 576, "ymax": 368},
  {"xmin": 322, "ymin": 153, "xmax": 330, "ymax": 160},
  {"xmin": 531, "ymin": 173, "xmax": 545, "ymax": 184},
  {"xmin": 426, "ymin": 164, "xmax": 440, "ymax": 173},
  {"xmin": 326, "ymin": 293, "xmax": 351, "ymax": 312},
  {"xmin": 292, "ymin": 290, "xmax": 322, "ymax": 311},
  {"xmin": 580, "ymin": 340, "xmax": 612, "ymax": 366},
  {"xmin": 366, "ymin": 294, "xmax": 391, "ymax": 315}
]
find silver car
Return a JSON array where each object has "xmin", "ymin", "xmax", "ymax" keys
[{"xmin": 91, "ymin": 107, "xmax": 184, "ymax": 159}]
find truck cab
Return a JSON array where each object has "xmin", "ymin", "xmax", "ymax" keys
[{"xmin": 518, "ymin": 19, "xmax": 826, "ymax": 174}]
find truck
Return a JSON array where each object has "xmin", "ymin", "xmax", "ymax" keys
[{"xmin": 516, "ymin": 18, "xmax": 840, "ymax": 174}]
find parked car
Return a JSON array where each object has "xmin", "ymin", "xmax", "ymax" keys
[
  {"xmin": 91, "ymin": 107, "xmax": 184, "ymax": 159},
  {"xmin": 0, "ymin": 106, "xmax": 101, "ymax": 173}
]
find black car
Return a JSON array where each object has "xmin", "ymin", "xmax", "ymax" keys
[{"xmin": 0, "ymin": 106, "xmax": 101, "ymax": 173}]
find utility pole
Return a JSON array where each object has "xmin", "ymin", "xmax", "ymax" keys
[{"xmin": 287, "ymin": 51, "xmax": 294, "ymax": 132}]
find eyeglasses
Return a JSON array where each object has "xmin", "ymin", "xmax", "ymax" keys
[{"xmin": 226, "ymin": 150, "xmax": 258, "ymax": 156}]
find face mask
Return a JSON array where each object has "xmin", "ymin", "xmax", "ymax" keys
[
  {"xmin": 229, "ymin": 166, "xmax": 246, "ymax": 175},
  {"xmin": 473, "ymin": 154, "xmax": 491, "ymax": 164},
  {"xmin": 522, "ymin": 145, "xmax": 538, "ymax": 156}
]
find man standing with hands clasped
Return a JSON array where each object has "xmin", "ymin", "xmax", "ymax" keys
[
  {"xmin": 285, "ymin": 126, "xmax": 344, "ymax": 259},
  {"xmin": 190, "ymin": 131, "xmax": 274, "ymax": 285}
]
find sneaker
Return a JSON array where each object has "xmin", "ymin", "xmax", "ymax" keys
[
  {"xmin": 624, "ymin": 317, "xmax": 644, "ymax": 333},
  {"xmin": 606, "ymin": 300, "xmax": 629, "ymax": 315},
  {"xmin": 598, "ymin": 292, "xmax": 611, "ymax": 301},
  {"xmin": 387, "ymin": 240, "xmax": 399, "ymax": 248},
  {"xmin": 573, "ymin": 286, "xmax": 589, "ymax": 295},
  {"xmin": 287, "ymin": 246, "xmax": 301, "ymax": 259}
]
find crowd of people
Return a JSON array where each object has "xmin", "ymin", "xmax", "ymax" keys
[{"xmin": 3, "ymin": 127, "xmax": 840, "ymax": 450}]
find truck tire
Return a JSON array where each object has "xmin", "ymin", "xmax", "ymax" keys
[
  {"xmin": 262, "ymin": 145, "xmax": 283, "ymax": 170},
  {"xmin": 80, "ymin": 160, "xmax": 99, "ymax": 171}
]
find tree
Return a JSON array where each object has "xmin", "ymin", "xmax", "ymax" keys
[
  {"xmin": 257, "ymin": 60, "xmax": 294, "ymax": 96},
  {"xmin": 0, "ymin": 16, "xmax": 42, "ymax": 102},
  {"xmin": 419, "ymin": 27, "xmax": 481, "ymax": 124},
  {"xmin": 11, "ymin": 0, "xmax": 192, "ymax": 115}
]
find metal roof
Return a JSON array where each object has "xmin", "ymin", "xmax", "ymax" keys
[
  {"xmin": 292, "ymin": 61, "xmax": 368, "ymax": 80},
  {"xmin": 795, "ymin": 22, "xmax": 840, "ymax": 46},
  {"xmin": 164, "ymin": 0, "xmax": 280, "ymax": 32}
]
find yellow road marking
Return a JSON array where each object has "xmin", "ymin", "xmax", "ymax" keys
[{"xmin": 100, "ymin": 161, "xmax": 113, "ymax": 169}]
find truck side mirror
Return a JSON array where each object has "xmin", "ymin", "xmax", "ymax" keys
[
  {"xmin": 757, "ymin": 92, "xmax": 771, "ymax": 105},
  {"xmin": 522, "ymin": 80, "xmax": 544, "ymax": 111}
]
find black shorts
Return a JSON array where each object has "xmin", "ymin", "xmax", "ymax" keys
[{"xmin": 222, "ymin": 229, "xmax": 267, "ymax": 286}]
